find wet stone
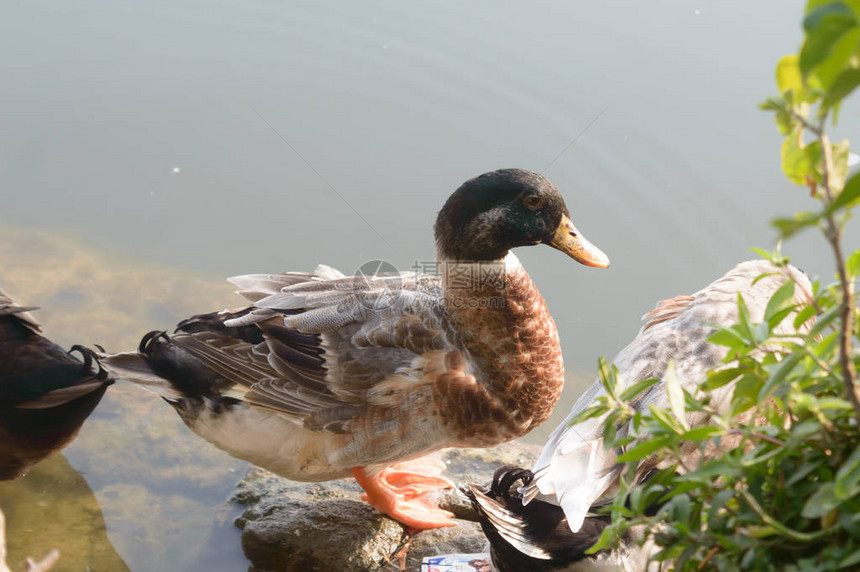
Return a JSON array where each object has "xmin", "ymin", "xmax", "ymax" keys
[{"xmin": 232, "ymin": 441, "xmax": 540, "ymax": 572}]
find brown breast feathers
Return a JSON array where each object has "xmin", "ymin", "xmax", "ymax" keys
[{"xmin": 437, "ymin": 260, "xmax": 564, "ymax": 445}]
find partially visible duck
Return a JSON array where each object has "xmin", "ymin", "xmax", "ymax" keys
[
  {"xmin": 465, "ymin": 260, "xmax": 812, "ymax": 568},
  {"xmin": 464, "ymin": 466, "xmax": 659, "ymax": 572},
  {"xmin": 94, "ymin": 168, "xmax": 610, "ymax": 529},
  {"xmin": 0, "ymin": 289, "xmax": 113, "ymax": 480}
]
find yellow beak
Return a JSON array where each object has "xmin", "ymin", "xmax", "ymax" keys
[{"xmin": 546, "ymin": 214, "xmax": 610, "ymax": 268}]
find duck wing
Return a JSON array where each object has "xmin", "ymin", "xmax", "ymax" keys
[
  {"xmin": 100, "ymin": 265, "xmax": 454, "ymax": 434},
  {"xmin": 529, "ymin": 260, "xmax": 812, "ymax": 533}
]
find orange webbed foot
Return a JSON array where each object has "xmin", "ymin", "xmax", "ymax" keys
[{"xmin": 352, "ymin": 457, "xmax": 455, "ymax": 530}]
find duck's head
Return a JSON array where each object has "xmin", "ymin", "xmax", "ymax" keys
[{"xmin": 434, "ymin": 169, "xmax": 609, "ymax": 267}]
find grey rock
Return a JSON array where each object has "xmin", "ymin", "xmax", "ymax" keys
[{"xmin": 232, "ymin": 441, "xmax": 540, "ymax": 572}]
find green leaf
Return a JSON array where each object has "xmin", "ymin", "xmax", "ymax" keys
[
  {"xmin": 751, "ymin": 322, "xmax": 770, "ymax": 344},
  {"xmin": 620, "ymin": 377, "xmax": 661, "ymax": 402},
  {"xmin": 759, "ymin": 96, "xmax": 800, "ymax": 135},
  {"xmin": 777, "ymin": 54, "xmax": 805, "ymax": 93},
  {"xmin": 829, "ymin": 138, "xmax": 851, "ymax": 191},
  {"xmin": 708, "ymin": 489, "xmax": 736, "ymax": 529},
  {"xmin": 765, "ymin": 279, "xmax": 797, "ymax": 326},
  {"xmin": 570, "ymin": 404, "xmax": 606, "ymax": 425},
  {"xmin": 789, "ymin": 418, "xmax": 823, "ymax": 441},
  {"xmin": 767, "ymin": 307, "xmax": 797, "ymax": 331},
  {"xmin": 733, "ymin": 374, "xmax": 765, "ymax": 415},
  {"xmin": 597, "ymin": 356, "xmax": 616, "ymax": 398},
  {"xmin": 817, "ymin": 396, "xmax": 853, "ymax": 410},
  {"xmin": 602, "ymin": 409, "xmax": 621, "ymax": 445},
  {"xmin": 800, "ymin": 2, "xmax": 858, "ymax": 77},
  {"xmin": 781, "ymin": 132, "xmax": 822, "ymax": 185},
  {"xmin": 750, "ymin": 246, "xmax": 773, "ymax": 260},
  {"xmin": 840, "ymin": 512, "xmax": 860, "ymax": 541},
  {"xmin": 809, "ymin": 303, "xmax": 841, "ymax": 337},
  {"xmin": 670, "ymin": 493, "xmax": 693, "ymax": 526},
  {"xmin": 772, "ymin": 210, "xmax": 823, "ymax": 238},
  {"xmin": 735, "ymin": 293, "xmax": 754, "ymax": 342},
  {"xmin": 847, "ymin": 246, "xmax": 860, "ymax": 278},
  {"xmin": 690, "ymin": 459, "xmax": 739, "ymax": 480},
  {"xmin": 831, "ymin": 171, "xmax": 860, "ymax": 210},
  {"xmin": 835, "ymin": 442, "xmax": 860, "ymax": 499},
  {"xmin": 840, "ymin": 549, "xmax": 860, "ymax": 569},
  {"xmin": 786, "ymin": 457, "xmax": 825, "ymax": 486},
  {"xmin": 664, "ymin": 481, "xmax": 704, "ymax": 498},
  {"xmin": 617, "ymin": 437, "xmax": 671, "ymax": 463},
  {"xmin": 708, "ymin": 328, "xmax": 748, "ymax": 348},
  {"xmin": 649, "ymin": 404, "xmax": 686, "ymax": 435},
  {"xmin": 809, "ymin": 27, "xmax": 860, "ymax": 90},
  {"xmin": 758, "ymin": 351, "xmax": 804, "ymax": 401},
  {"xmin": 680, "ymin": 426, "xmax": 724, "ymax": 441},
  {"xmin": 794, "ymin": 303, "xmax": 818, "ymax": 329},
  {"xmin": 802, "ymin": 482, "xmax": 841, "ymax": 518},
  {"xmin": 805, "ymin": 0, "xmax": 860, "ymax": 17},
  {"xmin": 823, "ymin": 67, "xmax": 860, "ymax": 109},
  {"xmin": 585, "ymin": 521, "xmax": 617, "ymax": 554},
  {"xmin": 750, "ymin": 245, "xmax": 791, "ymax": 266},
  {"xmin": 664, "ymin": 361, "xmax": 689, "ymax": 430},
  {"xmin": 703, "ymin": 367, "xmax": 743, "ymax": 391}
]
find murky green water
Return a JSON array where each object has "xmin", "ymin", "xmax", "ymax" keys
[{"xmin": 1, "ymin": 0, "xmax": 859, "ymax": 569}]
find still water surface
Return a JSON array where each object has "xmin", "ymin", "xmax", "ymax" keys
[{"xmin": 1, "ymin": 0, "xmax": 858, "ymax": 569}]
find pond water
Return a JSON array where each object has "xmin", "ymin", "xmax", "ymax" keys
[{"xmin": 1, "ymin": 0, "xmax": 859, "ymax": 570}]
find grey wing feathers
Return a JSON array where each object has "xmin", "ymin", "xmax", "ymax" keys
[{"xmin": 120, "ymin": 266, "xmax": 452, "ymax": 433}]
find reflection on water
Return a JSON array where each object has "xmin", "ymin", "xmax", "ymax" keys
[
  {"xmin": 0, "ymin": 384, "xmax": 253, "ymax": 572},
  {"xmin": 0, "ymin": 228, "xmax": 251, "ymax": 571},
  {"xmin": 0, "ymin": 454, "xmax": 129, "ymax": 572},
  {"xmin": 65, "ymin": 384, "xmax": 251, "ymax": 572}
]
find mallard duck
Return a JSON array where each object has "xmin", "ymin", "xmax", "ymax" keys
[
  {"xmin": 464, "ymin": 260, "xmax": 812, "ymax": 569},
  {"xmin": 94, "ymin": 168, "xmax": 610, "ymax": 529},
  {"xmin": 0, "ymin": 289, "xmax": 113, "ymax": 480}
]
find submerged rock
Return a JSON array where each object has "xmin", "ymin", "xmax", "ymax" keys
[{"xmin": 232, "ymin": 441, "xmax": 540, "ymax": 572}]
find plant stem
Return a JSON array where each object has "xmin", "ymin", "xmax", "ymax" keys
[
  {"xmin": 790, "ymin": 110, "xmax": 822, "ymax": 136},
  {"xmin": 726, "ymin": 429, "xmax": 785, "ymax": 447},
  {"xmin": 737, "ymin": 489, "xmax": 828, "ymax": 542},
  {"xmin": 816, "ymin": 119, "xmax": 860, "ymax": 420},
  {"xmin": 697, "ymin": 547, "xmax": 720, "ymax": 570}
]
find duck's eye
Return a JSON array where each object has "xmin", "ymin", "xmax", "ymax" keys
[{"xmin": 522, "ymin": 195, "xmax": 543, "ymax": 210}]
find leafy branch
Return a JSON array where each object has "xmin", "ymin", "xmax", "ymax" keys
[
  {"xmin": 761, "ymin": 0, "xmax": 860, "ymax": 419},
  {"xmin": 581, "ymin": 3, "xmax": 860, "ymax": 569}
]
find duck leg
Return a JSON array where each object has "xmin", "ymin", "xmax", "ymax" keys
[{"xmin": 352, "ymin": 457, "xmax": 456, "ymax": 529}]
